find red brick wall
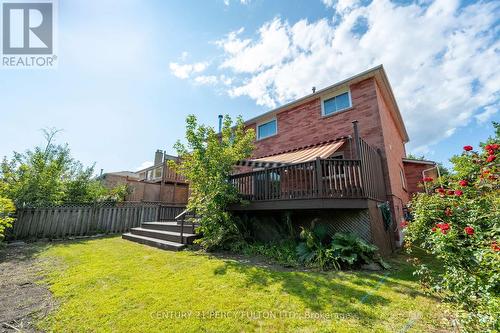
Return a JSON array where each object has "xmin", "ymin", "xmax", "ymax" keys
[
  {"xmin": 374, "ymin": 81, "xmax": 409, "ymax": 240},
  {"xmin": 247, "ymin": 78, "xmax": 384, "ymax": 159},
  {"xmin": 403, "ymin": 162, "xmax": 438, "ymax": 198}
]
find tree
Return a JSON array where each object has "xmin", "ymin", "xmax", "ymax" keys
[
  {"xmin": 169, "ymin": 114, "xmax": 255, "ymax": 250},
  {"xmin": 0, "ymin": 128, "xmax": 128, "ymax": 207}
]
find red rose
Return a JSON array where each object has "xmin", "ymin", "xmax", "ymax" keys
[
  {"xmin": 486, "ymin": 155, "xmax": 496, "ymax": 163},
  {"xmin": 488, "ymin": 149, "xmax": 495, "ymax": 155},
  {"xmin": 458, "ymin": 180, "xmax": 468, "ymax": 187},
  {"xmin": 492, "ymin": 241, "xmax": 500, "ymax": 252},
  {"xmin": 485, "ymin": 144, "xmax": 492, "ymax": 150},
  {"xmin": 463, "ymin": 145, "xmax": 473, "ymax": 151},
  {"xmin": 492, "ymin": 144, "xmax": 499, "ymax": 150},
  {"xmin": 447, "ymin": 190, "xmax": 455, "ymax": 195},
  {"xmin": 436, "ymin": 188, "xmax": 446, "ymax": 195},
  {"xmin": 422, "ymin": 177, "xmax": 433, "ymax": 182},
  {"xmin": 454, "ymin": 190, "xmax": 463, "ymax": 196},
  {"xmin": 444, "ymin": 207, "xmax": 453, "ymax": 216},
  {"xmin": 464, "ymin": 226, "xmax": 474, "ymax": 235},
  {"xmin": 436, "ymin": 223, "xmax": 450, "ymax": 232},
  {"xmin": 432, "ymin": 227, "xmax": 437, "ymax": 232},
  {"xmin": 400, "ymin": 221, "xmax": 409, "ymax": 228}
]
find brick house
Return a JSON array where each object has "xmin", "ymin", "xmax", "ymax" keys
[
  {"xmin": 228, "ymin": 65, "xmax": 437, "ymax": 253},
  {"xmin": 122, "ymin": 65, "xmax": 438, "ymax": 252},
  {"xmin": 101, "ymin": 150, "xmax": 188, "ymax": 205}
]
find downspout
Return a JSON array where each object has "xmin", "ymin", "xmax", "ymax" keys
[
  {"xmin": 422, "ymin": 164, "xmax": 442, "ymax": 193},
  {"xmin": 351, "ymin": 120, "xmax": 360, "ymax": 159}
]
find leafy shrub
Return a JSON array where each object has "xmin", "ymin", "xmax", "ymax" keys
[
  {"xmin": 405, "ymin": 129, "xmax": 499, "ymax": 332},
  {"xmin": 296, "ymin": 223, "xmax": 340, "ymax": 270},
  {"xmin": 0, "ymin": 128, "xmax": 128, "ymax": 207},
  {"xmin": 330, "ymin": 233, "xmax": 389, "ymax": 269},
  {"xmin": 241, "ymin": 240, "xmax": 299, "ymax": 267},
  {"xmin": 295, "ymin": 221, "xmax": 389, "ymax": 271},
  {"xmin": 0, "ymin": 197, "xmax": 15, "ymax": 241}
]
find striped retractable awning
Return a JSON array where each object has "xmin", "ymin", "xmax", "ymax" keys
[{"xmin": 235, "ymin": 140, "xmax": 345, "ymax": 168}]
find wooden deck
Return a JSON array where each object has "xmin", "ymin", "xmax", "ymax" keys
[{"xmin": 229, "ymin": 139, "xmax": 386, "ymax": 211}]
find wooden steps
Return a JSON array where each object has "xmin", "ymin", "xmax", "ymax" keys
[{"xmin": 122, "ymin": 220, "xmax": 199, "ymax": 251}]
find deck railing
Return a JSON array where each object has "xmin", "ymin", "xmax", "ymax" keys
[{"xmin": 229, "ymin": 140, "xmax": 386, "ymax": 202}]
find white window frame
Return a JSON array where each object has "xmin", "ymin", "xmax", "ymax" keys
[
  {"xmin": 256, "ymin": 118, "xmax": 278, "ymax": 140},
  {"xmin": 321, "ymin": 88, "xmax": 352, "ymax": 117}
]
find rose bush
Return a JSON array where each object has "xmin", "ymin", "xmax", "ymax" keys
[{"xmin": 405, "ymin": 133, "xmax": 499, "ymax": 332}]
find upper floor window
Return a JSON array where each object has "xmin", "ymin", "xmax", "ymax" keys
[
  {"xmin": 257, "ymin": 119, "xmax": 277, "ymax": 140},
  {"xmin": 322, "ymin": 91, "xmax": 352, "ymax": 116}
]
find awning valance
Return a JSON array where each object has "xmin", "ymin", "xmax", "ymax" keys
[{"xmin": 235, "ymin": 140, "xmax": 345, "ymax": 169}]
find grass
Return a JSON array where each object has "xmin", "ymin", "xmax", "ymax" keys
[{"xmin": 34, "ymin": 236, "xmax": 449, "ymax": 332}]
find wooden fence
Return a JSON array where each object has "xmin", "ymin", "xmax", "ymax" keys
[
  {"xmin": 10, "ymin": 202, "xmax": 185, "ymax": 240},
  {"xmin": 358, "ymin": 138, "xmax": 386, "ymax": 201}
]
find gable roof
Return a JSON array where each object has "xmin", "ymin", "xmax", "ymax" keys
[{"xmin": 244, "ymin": 65, "xmax": 410, "ymax": 143}]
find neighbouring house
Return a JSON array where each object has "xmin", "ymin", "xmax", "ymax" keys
[
  {"xmin": 100, "ymin": 150, "xmax": 188, "ymax": 205},
  {"xmin": 403, "ymin": 158, "xmax": 439, "ymax": 196},
  {"xmin": 228, "ymin": 65, "xmax": 435, "ymax": 254}
]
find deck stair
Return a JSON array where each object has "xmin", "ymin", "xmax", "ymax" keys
[{"xmin": 122, "ymin": 211, "xmax": 199, "ymax": 251}]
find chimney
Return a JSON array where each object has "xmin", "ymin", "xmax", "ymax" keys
[
  {"xmin": 218, "ymin": 115, "xmax": 223, "ymax": 133},
  {"xmin": 154, "ymin": 149, "xmax": 164, "ymax": 165}
]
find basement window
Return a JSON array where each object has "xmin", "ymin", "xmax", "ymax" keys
[
  {"xmin": 257, "ymin": 119, "xmax": 277, "ymax": 140},
  {"xmin": 322, "ymin": 91, "xmax": 352, "ymax": 116}
]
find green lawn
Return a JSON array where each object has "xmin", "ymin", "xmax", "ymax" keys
[{"xmin": 35, "ymin": 236, "xmax": 448, "ymax": 332}]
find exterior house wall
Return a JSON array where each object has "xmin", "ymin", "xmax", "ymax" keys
[
  {"xmin": 403, "ymin": 162, "xmax": 439, "ymax": 198},
  {"xmin": 374, "ymin": 81, "xmax": 409, "ymax": 241},
  {"xmin": 246, "ymin": 78, "xmax": 383, "ymax": 159}
]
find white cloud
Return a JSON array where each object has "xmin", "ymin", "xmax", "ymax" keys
[
  {"xmin": 217, "ymin": 18, "xmax": 291, "ymax": 73},
  {"xmin": 322, "ymin": 0, "xmax": 361, "ymax": 12},
  {"xmin": 194, "ymin": 75, "xmax": 219, "ymax": 85},
  {"xmin": 475, "ymin": 105, "xmax": 499, "ymax": 124},
  {"xmin": 169, "ymin": 62, "xmax": 208, "ymax": 79},
  {"xmin": 224, "ymin": 0, "xmax": 251, "ymax": 6},
  {"xmin": 135, "ymin": 161, "xmax": 153, "ymax": 171},
  {"xmin": 172, "ymin": 0, "xmax": 499, "ymax": 153}
]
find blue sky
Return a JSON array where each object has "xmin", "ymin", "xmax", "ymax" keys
[{"xmin": 0, "ymin": 0, "xmax": 498, "ymax": 173}]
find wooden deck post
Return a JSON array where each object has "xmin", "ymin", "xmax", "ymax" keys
[
  {"xmin": 264, "ymin": 169, "xmax": 269, "ymax": 200},
  {"xmin": 352, "ymin": 120, "xmax": 361, "ymax": 160},
  {"xmin": 315, "ymin": 157, "xmax": 323, "ymax": 197}
]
